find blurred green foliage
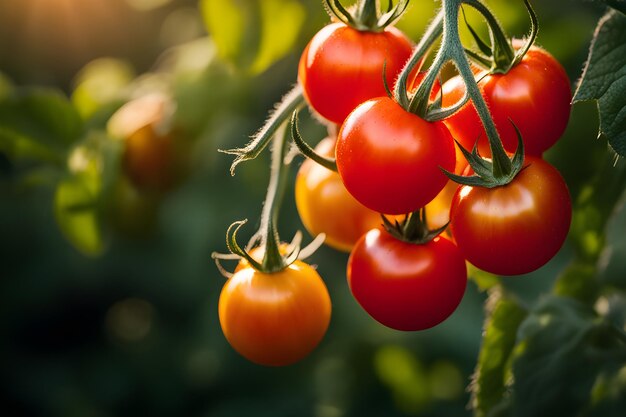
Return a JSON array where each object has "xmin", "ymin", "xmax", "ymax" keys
[{"xmin": 1, "ymin": 1, "xmax": 625, "ymax": 417}]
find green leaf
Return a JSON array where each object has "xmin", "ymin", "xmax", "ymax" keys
[
  {"xmin": 0, "ymin": 88, "xmax": 84, "ymax": 164},
  {"xmin": 586, "ymin": 366, "xmax": 626, "ymax": 417},
  {"xmin": 53, "ymin": 131, "xmax": 122, "ymax": 257},
  {"xmin": 71, "ymin": 58, "xmax": 134, "ymax": 119},
  {"xmin": 471, "ymin": 289, "xmax": 527, "ymax": 417},
  {"xmin": 510, "ymin": 296, "xmax": 626, "ymax": 417},
  {"xmin": 0, "ymin": 72, "xmax": 13, "ymax": 99},
  {"xmin": 200, "ymin": 0, "xmax": 305, "ymax": 74},
  {"xmin": 569, "ymin": 157, "xmax": 626, "ymax": 261},
  {"xmin": 468, "ymin": 264, "xmax": 501, "ymax": 292},
  {"xmin": 55, "ymin": 174, "xmax": 104, "ymax": 257},
  {"xmin": 553, "ymin": 262, "xmax": 599, "ymax": 305},
  {"xmin": 574, "ymin": 10, "xmax": 626, "ymax": 157},
  {"xmin": 598, "ymin": 188, "xmax": 626, "ymax": 289},
  {"xmin": 248, "ymin": 0, "xmax": 305, "ymax": 74}
]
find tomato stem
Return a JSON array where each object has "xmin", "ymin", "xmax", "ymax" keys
[
  {"xmin": 259, "ymin": 123, "xmax": 293, "ymax": 272},
  {"xmin": 220, "ymin": 84, "xmax": 305, "ymax": 175},
  {"xmin": 398, "ymin": 0, "xmax": 527, "ymax": 186},
  {"xmin": 355, "ymin": 0, "xmax": 380, "ymax": 29},
  {"xmin": 290, "ymin": 110, "xmax": 338, "ymax": 172},
  {"xmin": 394, "ymin": 10, "xmax": 444, "ymax": 109},
  {"xmin": 434, "ymin": 0, "xmax": 512, "ymax": 176}
]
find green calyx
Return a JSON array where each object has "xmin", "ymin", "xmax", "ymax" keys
[
  {"xmin": 399, "ymin": 0, "xmax": 528, "ymax": 188},
  {"xmin": 323, "ymin": 0, "xmax": 410, "ymax": 32},
  {"xmin": 462, "ymin": 0, "xmax": 538, "ymax": 74},
  {"xmin": 212, "ymin": 123, "xmax": 325, "ymax": 276},
  {"xmin": 290, "ymin": 110, "xmax": 338, "ymax": 172},
  {"xmin": 444, "ymin": 121, "xmax": 526, "ymax": 188},
  {"xmin": 382, "ymin": 209, "xmax": 448, "ymax": 245}
]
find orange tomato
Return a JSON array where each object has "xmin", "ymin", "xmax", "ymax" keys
[
  {"xmin": 295, "ymin": 137, "xmax": 383, "ymax": 252},
  {"xmin": 219, "ymin": 262, "xmax": 332, "ymax": 366}
]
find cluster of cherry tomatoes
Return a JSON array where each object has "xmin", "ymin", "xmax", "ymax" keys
[{"xmin": 217, "ymin": 0, "xmax": 573, "ymax": 367}]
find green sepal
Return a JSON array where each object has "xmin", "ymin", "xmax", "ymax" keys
[
  {"xmin": 464, "ymin": 48, "xmax": 493, "ymax": 70},
  {"xmin": 425, "ymin": 88, "xmax": 470, "ymax": 122},
  {"xmin": 462, "ymin": 0, "xmax": 516, "ymax": 74},
  {"xmin": 382, "ymin": 61, "xmax": 394, "ymax": 99},
  {"xmin": 508, "ymin": 0, "xmax": 538, "ymax": 71},
  {"xmin": 322, "ymin": 0, "xmax": 356, "ymax": 27},
  {"xmin": 224, "ymin": 219, "xmax": 266, "ymax": 272},
  {"xmin": 445, "ymin": 122, "xmax": 525, "ymax": 188},
  {"xmin": 376, "ymin": 0, "xmax": 411, "ymax": 29},
  {"xmin": 461, "ymin": 5, "xmax": 493, "ymax": 57},
  {"xmin": 382, "ymin": 209, "xmax": 448, "ymax": 245},
  {"xmin": 323, "ymin": 0, "xmax": 410, "ymax": 32},
  {"xmin": 290, "ymin": 110, "xmax": 338, "ymax": 172}
]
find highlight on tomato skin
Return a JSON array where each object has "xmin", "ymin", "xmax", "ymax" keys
[
  {"xmin": 347, "ymin": 228, "xmax": 468, "ymax": 331},
  {"xmin": 449, "ymin": 156, "xmax": 572, "ymax": 276},
  {"xmin": 298, "ymin": 22, "xmax": 413, "ymax": 125},
  {"xmin": 218, "ymin": 262, "xmax": 332, "ymax": 367},
  {"xmin": 441, "ymin": 43, "xmax": 572, "ymax": 157},
  {"xmin": 336, "ymin": 96, "xmax": 456, "ymax": 215},
  {"xmin": 295, "ymin": 137, "xmax": 383, "ymax": 252}
]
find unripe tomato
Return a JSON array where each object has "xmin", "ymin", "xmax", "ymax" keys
[
  {"xmin": 450, "ymin": 156, "xmax": 571, "ymax": 275},
  {"xmin": 108, "ymin": 93, "xmax": 184, "ymax": 192},
  {"xmin": 442, "ymin": 44, "xmax": 571, "ymax": 156},
  {"xmin": 295, "ymin": 137, "xmax": 382, "ymax": 252},
  {"xmin": 348, "ymin": 228, "xmax": 467, "ymax": 331},
  {"xmin": 123, "ymin": 125, "xmax": 176, "ymax": 191},
  {"xmin": 219, "ymin": 262, "xmax": 332, "ymax": 366},
  {"xmin": 298, "ymin": 22, "xmax": 413, "ymax": 124}
]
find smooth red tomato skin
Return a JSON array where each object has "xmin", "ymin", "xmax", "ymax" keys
[
  {"xmin": 449, "ymin": 156, "xmax": 571, "ymax": 276},
  {"xmin": 298, "ymin": 22, "xmax": 413, "ymax": 124},
  {"xmin": 442, "ymin": 45, "xmax": 571, "ymax": 156},
  {"xmin": 219, "ymin": 262, "xmax": 331, "ymax": 366},
  {"xmin": 348, "ymin": 229, "xmax": 467, "ymax": 331},
  {"xmin": 295, "ymin": 138, "xmax": 382, "ymax": 252},
  {"xmin": 336, "ymin": 97, "xmax": 456, "ymax": 215}
]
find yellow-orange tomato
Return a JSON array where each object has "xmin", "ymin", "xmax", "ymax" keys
[
  {"xmin": 295, "ymin": 137, "xmax": 382, "ymax": 252},
  {"xmin": 424, "ymin": 144, "xmax": 468, "ymax": 230},
  {"xmin": 219, "ymin": 262, "xmax": 332, "ymax": 366}
]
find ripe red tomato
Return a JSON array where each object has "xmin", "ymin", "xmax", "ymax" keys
[
  {"xmin": 295, "ymin": 137, "xmax": 383, "ymax": 252},
  {"xmin": 298, "ymin": 22, "xmax": 413, "ymax": 124},
  {"xmin": 219, "ymin": 261, "xmax": 331, "ymax": 366},
  {"xmin": 449, "ymin": 156, "xmax": 571, "ymax": 275},
  {"xmin": 347, "ymin": 228, "xmax": 467, "ymax": 331},
  {"xmin": 336, "ymin": 96, "xmax": 456, "ymax": 215},
  {"xmin": 442, "ymin": 44, "xmax": 571, "ymax": 156}
]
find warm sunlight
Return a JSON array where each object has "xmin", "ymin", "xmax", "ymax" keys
[{"xmin": 0, "ymin": 0, "xmax": 166, "ymax": 84}]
